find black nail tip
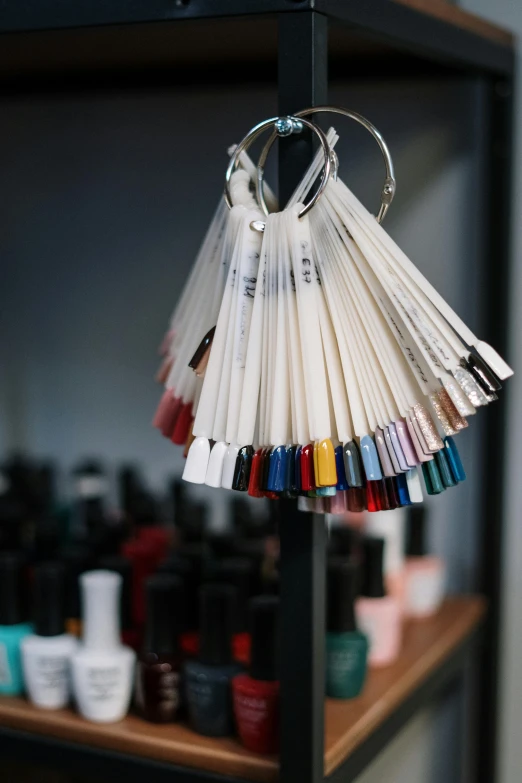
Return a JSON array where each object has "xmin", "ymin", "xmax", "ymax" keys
[
  {"xmin": 188, "ymin": 326, "xmax": 216, "ymax": 370},
  {"xmin": 464, "ymin": 354, "xmax": 502, "ymax": 392},
  {"xmin": 232, "ymin": 445, "xmax": 254, "ymax": 492}
]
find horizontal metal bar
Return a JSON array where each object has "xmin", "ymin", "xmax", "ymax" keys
[
  {"xmin": 319, "ymin": 0, "xmax": 514, "ymax": 76},
  {"xmin": 326, "ymin": 622, "xmax": 484, "ymax": 783},
  {"xmin": 0, "ymin": 1, "xmax": 513, "ymax": 76}
]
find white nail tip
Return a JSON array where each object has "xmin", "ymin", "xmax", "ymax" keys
[
  {"xmin": 221, "ymin": 444, "xmax": 239, "ymax": 489},
  {"xmin": 182, "ymin": 437, "xmax": 211, "ymax": 484},
  {"xmin": 205, "ymin": 441, "xmax": 228, "ymax": 487},
  {"xmin": 406, "ymin": 468, "xmax": 424, "ymax": 503},
  {"xmin": 475, "ymin": 341, "xmax": 513, "ymax": 381}
]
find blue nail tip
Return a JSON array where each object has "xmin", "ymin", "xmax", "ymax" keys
[
  {"xmin": 444, "ymin": 436, "xmax": 466, "ymax": 482},
  {"xmin": 334, "ymin": 446, "xmax": 349, "ymax": 490},
  {"xmin": 360, "ymin": 435, "xmax": 383, "ymax": 481},
  {"xmin": 395, "ymin": 473, "xmax": 411, "ymax": 505},
  {"xmin": 435, "ymin": 449, "xmax": 456, "ymax": 488},
  {"xmin": 267, "ymin": 445, "xmax": 288, "ymax": 492},
  {"xmin": 343, "ymin": 441, "xmax": 364, "ymax": 488},
  {"xmin": 285, "ymin": 446, "xmax": 298, "ymax": 493}
]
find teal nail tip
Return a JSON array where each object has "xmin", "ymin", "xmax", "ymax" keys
[
  {"xmin": 335, "ymin": 446, "xmax": 349, "ymax": 490},
  {"xmin": 232, "ymin": 446, "xmax": 254, "ymax": 491},
  {"xmin": 422, "ymin": 460, "xmax": 445, "ymax": 495},
  {"xmin": 360, "ymin": 435, "xmax": 383, "ymax": 481},
  {"xmin": 444, "ymin": 436, "xmax": 466, "ymax": 482},
  {"xmin": 267, "ymin": 445, "xmax": 287, "ymax": 492},
  {"xmin": 434, "ymin": 449, "xmax": 456, "ymax": 488},
  {"xmin": 343, "ymin": 441, "xmax": 364, "ymax": 488},
  {"xmin": 317, "ymin": 486, "xmax": 336, "ymax": 497}
]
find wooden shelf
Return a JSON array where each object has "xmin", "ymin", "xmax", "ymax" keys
[{"xmin": 0, "ymin": 597, "xmax": 485, "ymax": 783}]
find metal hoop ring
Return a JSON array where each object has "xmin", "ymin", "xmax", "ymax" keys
[
  {"xmin": 224, "ymin": 115, "xmax": 331, "ymax": 220},
  {"xmin": 294, "ymin": 106, "xmax": 396, "ymax": 222}
]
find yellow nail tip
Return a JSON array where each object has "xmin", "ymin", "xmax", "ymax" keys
[{"xmin": 314, "ymin": 439, "xmax": 337, "ymax": 487}]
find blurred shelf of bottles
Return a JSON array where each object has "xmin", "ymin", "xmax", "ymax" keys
[{"xmin": 0, "ymin": 453, "xmax": 445, "ymax": 756}]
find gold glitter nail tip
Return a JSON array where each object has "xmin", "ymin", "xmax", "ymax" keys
[
  {"xmin": 428, "ymin": 392, "xmax": 457, "ymax": 436},
  {"xmin": 442, "ymin": 376, "xmax": 476, "ymax": 416},
  {"xmin": 437, "ymin": 387, "xmax": 468, "ymax": 431},
  {"xmin": 413, "ymin": 403, "xmax": 444, "ymax": 451}
]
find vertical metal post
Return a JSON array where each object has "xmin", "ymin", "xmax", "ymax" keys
[
  {"xmin": 277, "ymin": 12, "xmax": 328, "ymax": 783},
  {"xmin": 475, "ymin": 75, "xmax": 514, "ymax": 783}
]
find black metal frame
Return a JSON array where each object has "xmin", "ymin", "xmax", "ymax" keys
[{"xmin": 0, "ymin": 4, "xmax": 514, "ymax": 783}]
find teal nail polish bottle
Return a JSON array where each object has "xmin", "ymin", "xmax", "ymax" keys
[
  {"xmin": 326, "ymin": 559, "xmax": 368, "ymax": 700},
  {"xmin": 0, "ymin": 553, "xmax": 33, "ymax": 695}
]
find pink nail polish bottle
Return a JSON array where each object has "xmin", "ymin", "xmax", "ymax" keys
[
  {"xmin": 355, "ymin": 537, "xmax": 402, "ymax": 668},
  {"xmin": 403, "ymin": 507, "xmax": 445, "ymax": 619}
]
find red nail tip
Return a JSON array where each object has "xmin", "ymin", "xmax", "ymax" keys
[
  {"xmin": 300, "ymin": 444, "xmax": 316, "ymax": 491},
  {"xmin": 346, "ymin": 487, "xmax": 367, "ymax": 512},
  {"xmin": 248, "ymin": 449, "xmax": 264, "ymax": 498},
  {"xmin": 171, "ymin": 402, "xmax": 193, "ymax": 444},
  {"xmin": 366, "ymin": 480, "xmax": 381, "ymax": 512},
  {"xmin": 385, "ymin": 477, "xmax": 399, "ymax": 509},
  {"xmin": 378, "ymin": 478, "xmax": 391, "ymax": 511},
  {"xmin": 161, "ymin": 395, "xmax": 182, "ymax": 437},
  {"xmin": 152, "ymin": 389, "xmax": 173, "ymax": 429}
]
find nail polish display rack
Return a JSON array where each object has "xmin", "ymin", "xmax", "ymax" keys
[{"xmin": 0, "ymin": 4, "xmax": 514, "ymax": 783}]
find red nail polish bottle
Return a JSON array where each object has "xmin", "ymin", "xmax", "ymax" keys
[
  {"xmin": 213, "ymin": 558, "xmax": 255, "ymax": 666},
  {"xmin": 232, "ymin": 596, "xmax": 280, "ymax": 755},
  {"xmin": 121, "ymin": 539, "xmax": 159, "ymax": 627}
]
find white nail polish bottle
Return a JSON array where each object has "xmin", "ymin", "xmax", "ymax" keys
[
  {"xmin": 403, "ymin": 507, "xmax": 446, "ymax": 619},
  {"xmin": 21, "ymin": 563, "xmax": 78, "ymax": 710},
  {"xmin": 71, "ymin": 570, "xmax": 136, "ymax": 723}
]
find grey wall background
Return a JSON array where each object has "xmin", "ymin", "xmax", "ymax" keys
[{"xmin": 0, "ymin": 76, "xmax": 489, "ymax": 780}]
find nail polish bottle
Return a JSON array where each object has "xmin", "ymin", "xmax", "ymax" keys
[
  {"xmin": 0, "ymin": 553, "xmax": 33, "ymax": 695},
  {"xmin": 71, "ymin": 570, "xmax": 136, "ymax": 723},
  {"xmin": 365, "ymin": 510, "xmax": 406, "ymax": 611},
  {"xmin": 326, "ymin": 559, "xmax": 368, "ymax": 699},
  {"xmin": 21, "ymin": 563, "xmax": 78, "ymax": 709},
  {"xmin": 213, "ymin": 558, "xmax": 255, "ymax": 665},
  {"xmin": 135, "ymin": 575, "xmax": 183, "ymax": 723},
  {"xmin": 356, "ymin": 538, "xmax": 401, "ymax": 668},
  {"xmin": 63, "ymin": 544, "xmax": 93, "ymax": 638},
  {"xmin": 184, "ymin": 584, "xmax": 242, "ymax": 737},
  {"xmin": 98, "ymin": 555, "xmax": 139, "ymax": 650},
  {"xmin": 403, "ymin": 506, "xmax": 446, "ymax": 619},
  {"xmin": 232, "ymin": 596, "xmax": 280, "ymax": 754},
  {"xmin": 121, "ymin": 538, "xmax": 159, "ymax": 627}
]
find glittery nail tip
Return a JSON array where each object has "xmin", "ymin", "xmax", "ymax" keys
[
  {"xmin": 453, "ymin": 367, "xmax": 489, "ymax": 408},
  {"xmin": 428, "ymin": 392, "xmax": 457, "ymax": 436},
  {"xmin": 413, "ymin": 403, "xmax": 444, "ymax": 451},
  {"xmin": 437, "ymin": 387, "xmax": 468, "ymax": 431}
]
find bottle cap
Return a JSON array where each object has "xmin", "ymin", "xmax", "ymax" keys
[
  {"xmin": 199, "ymin": 583, "xmax": 236, "ymax": 666},
  {"xmin": 212, "ymin": 557, "xmax": 255, "ymax": 633},
  {"xmin": 81, "ymin": 569, "xmax": 121, "ymax": 650},
  {"xmin": 34, "ymin": 562, "xmax": 66, "ymax": 636},
  {"xmin": 98, "ymin": 555, "xmax": 133, "ymax": 631},
  {"xmin": 327, "ymin": 558, "xmax": 359, "ymax": 633},
  {"xmin": 249, "ymin": 595, "xmax": 279, "ymax": 681},
  {"xmin": 0, "ymin": 552, "xmax": 26, "ymax": 625},
  {"xmin": 361, "ymin": 537, "xmax": 386, "ymax": 599},
  {"xmin": 143, "ymin": 574, "xmax": 184, "ymax": 655},
  {"xmin": 328, "ymin": 526, "xmax": 360, "ymax": 559},
  {"xmin": 158, "ymin": 551, "xmax": 203, "ymax": 632},
  {"xmin": 406, "ymin": 506, "xmax": 426, "ymax": 557},
  {"xmin": 63, "ymin": 544, "xmax": 93, "ymax": 620}
]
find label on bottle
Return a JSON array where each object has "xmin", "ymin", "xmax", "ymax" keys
[
  {"xmin": 85, "ymin": 665, "xmax": 121, "ymax": 702},
  {"xmin": 34, "ymin": 655, "xmax": 68, "ymax": 693},
  {"xmin": 0, "ymin": 644, "xmax": 11, "ymax": 686}
]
